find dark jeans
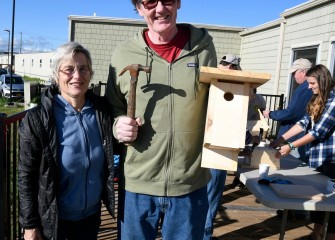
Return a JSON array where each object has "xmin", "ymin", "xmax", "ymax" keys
[
  {"xmin": 204, "ymin": 169, "xmax": 227, "ymax": 240},
  {"xmin": 57, "ymin": 211, "xmax": 101, "ymax": 240}
]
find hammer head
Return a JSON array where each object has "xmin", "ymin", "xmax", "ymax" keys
[{"xmin": 119, "ymin": 64, "xmax": 151, "ymax": 77}]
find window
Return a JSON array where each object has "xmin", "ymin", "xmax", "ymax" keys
[
  {"xmin": 289, "ymin": 46, "xmax": 318, "ymax": 99},
  {"xmin": 40, "ymin": 59, "xmax": 42, "ymax": 68},
  {"xmin": 5, "ymin": 76, "xmax": 23, "ymax": 84},
  {"xmin": 50, "ymin": 59, "xmax": 52, "ymax": 68},
  {"xmin": 31, "ymin": 59, "xmax": 34, "ymax": 67}
]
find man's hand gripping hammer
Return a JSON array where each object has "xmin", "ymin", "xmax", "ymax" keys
[{"xmin": 119, "ymin": 64, "xmax": 151, "ymax": 145}]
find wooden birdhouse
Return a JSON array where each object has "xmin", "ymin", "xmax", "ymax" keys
[{"xmin": 199, "ymin": 66, "xmax": 271, "ymax": 171}]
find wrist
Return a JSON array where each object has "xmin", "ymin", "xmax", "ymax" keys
[{"xmin": 287, "ymin": 142, "xmax": 296, "ymax": 150}]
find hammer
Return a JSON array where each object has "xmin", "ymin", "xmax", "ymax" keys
[{"xmin": 119, "ymin": 64, "xmax": 151, "ymax": 144}]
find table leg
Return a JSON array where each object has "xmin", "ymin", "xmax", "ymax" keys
[
  {"xmin": 279, "ymin": 209, "xmax": 288, "ymax": 240},
  {"xmin": 321, "ymin": 211, "xmax": 330, "ymax": 240}
]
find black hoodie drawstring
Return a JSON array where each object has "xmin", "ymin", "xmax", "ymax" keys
[
  {"xmin": 193, "ymin": 51, "xmax": 200, "ymax": 98},
  {"xmin": 145, "ymin": 47, "xmax": 154, "ymax": 85}
]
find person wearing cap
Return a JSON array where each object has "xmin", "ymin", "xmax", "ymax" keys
[
  {"xmin": 217, "ymin": 53, "xmax": 241, "ymax": 70},
  {"xmin": 203, "ymin": 54, "xmax": 241, "ymax": 240},
  {"xmin": 204, "ymin": 55, "xmax": 262, "ymax": 240},
  {"xmin": 263, "ymin": 58, "xmax": 313, "ymax": 162}
]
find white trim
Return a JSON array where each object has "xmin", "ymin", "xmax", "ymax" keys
[
  {"xmin": 281, "ymin": 0, "xmax": 331, "ymax": 17},
  {"xmin": 290, "ymin": 41, "xmax": 322, "ymax": 51},
  {"xmin": 327, "ymin": 36, "xmax": 335, "ymax": 76}
]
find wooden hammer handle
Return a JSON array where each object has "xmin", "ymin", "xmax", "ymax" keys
[{"xmin": 127, "ymin": 79, "xmax": 137, "ymax": 119}]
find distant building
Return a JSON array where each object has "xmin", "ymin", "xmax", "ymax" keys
[
  {"xmin": 0, "ymin": 51, "xmax": 53, "ymax": 81},
  {"xmin": 14, "ymin": 52, "xmax": 54, "ymax": 81},
  {"xmin": 0, "ymin": 0, "xmax": 334, "ymax": 105}
]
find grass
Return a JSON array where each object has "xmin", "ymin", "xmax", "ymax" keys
[
  {"xmin": 0, "ymin": 96, "xmax": 25, "ymax": 117},
  {"xmin": 23, "ymin": 75, "xmax": 44, "ymax": 83}
]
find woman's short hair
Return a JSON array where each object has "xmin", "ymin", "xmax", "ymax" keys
[{"xmin": 51, "ymin": 41, "xmax": 93, "ymax": 82}]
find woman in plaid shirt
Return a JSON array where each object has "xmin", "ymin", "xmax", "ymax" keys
[{"xmin": 271, "ymin": 64, "xmax": 335, "ymax": 240}]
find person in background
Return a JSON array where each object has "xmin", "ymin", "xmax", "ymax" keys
[
  {"xmin": 18, "ymin": 42, "xmax": 117, "ymax": 240},
  {"xmin": 217, "ymin": 54, "xmax": 241, "ymax": 71},
  {"xmin": 204, "ymin": 54, "xmax": 255, "ymax": 240},
  {"xmin": 248, "ymin": 88, "xmax": 266, "ymax": 121},
  {"xmin": 105, "ymin": 0, "xmax": 217, "ymax": 239},
  {"xmin": 271, "ymin": 64, "xmax": 335, "ymax": 240},
  {"xmin": 263, "ymin": 58, "xmax": 313, "ymax": 162}
]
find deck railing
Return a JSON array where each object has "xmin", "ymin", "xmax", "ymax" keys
[
  {"xmin": 0, "ymin": 111, "xmax": 28, "ymax": 240},
  {"xmin": 0, "ymin": 85, "xmax": 284, "ymax": 240},
  {"xmin": 261, "ymin": 94, "xmax": 285, "ymax": 139}
]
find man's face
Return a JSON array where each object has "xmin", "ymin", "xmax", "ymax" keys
[
  {"xmin": 136, "ymin": 0, "xmax": 180, "ymax": 38},
  {"xmin": 218, "ymin": 64, "xmax": 230, "ymax": 70},
  {"xmin": 293, "ymin": 69, "xmax": 307, "ymax": 84},
  {"xmin": 218, "ymin": 63, "xmax": 238, "ymax": 71}
]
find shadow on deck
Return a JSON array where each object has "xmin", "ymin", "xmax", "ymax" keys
[{"xmin": 99, "ymin": 172, "xmax": 313, "ymax": 240}]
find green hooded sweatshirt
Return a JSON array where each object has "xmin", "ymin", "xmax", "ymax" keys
[{"xmin": 106, "ymin": 23, "xmax": 217, "ymax": 196}]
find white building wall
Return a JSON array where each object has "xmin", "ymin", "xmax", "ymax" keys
[
  {"xmin": 0, "ymin": 52, "xmax": 54, "ymax": 81},
  {"xmin": 239, "ymin": 0, "xmax": 335, "ymax": 98},
  {"xmin": 14, "ymin": 52, "xmax": 54, "ymax": 81},
  {"xmin": 0, "ymin": 54, "xmax": 11, "ymax": 69},
  {"xmin": 280, "ymin": 1, "xmax": 335, "ymax": 94},
  {"xmin": 240, "ymin": 22, "xmax": 281, "ymax": 95}
]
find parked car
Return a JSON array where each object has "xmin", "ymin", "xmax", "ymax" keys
[
  {"xmin": 0, "ymin": 74, "xmax": 24, "ymax": 98},
  {"xmin": 0, "ymin": 68, "xmax": 7, "ymax": 76}
]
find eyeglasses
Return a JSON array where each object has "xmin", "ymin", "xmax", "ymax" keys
[
  {"xmin": 59, "ymin": 66, "xmax": 91, "ymax": 77},
  {"xmin": 141, "ymin": 0, "xmax": 176, "ymax": 10},
  {"xmin": 221, "ymin": 56, "xmax": 241, "ymax": 63}
]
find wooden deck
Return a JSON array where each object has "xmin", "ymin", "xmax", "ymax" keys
[{"xmin": 98, "ymin": 172, "xmax": 313, "ymax": 240}]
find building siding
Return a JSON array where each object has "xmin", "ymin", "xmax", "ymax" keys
[
  {"xmin": 0, "ymin": 0, "xmax": 334, "ymax": 100},
  {"xmin": 279, "ymin": 0, "xmax": 335, "ymax": 98},
  {"xmin": 240, "ymin": 25, "xmax": 281, "ymax": 95}
]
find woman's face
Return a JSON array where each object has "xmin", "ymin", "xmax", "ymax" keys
[
  {"xmin": 307, "ymin": 76, "xmax": 319, "ymax": 95},
  {"xmin": 56, "ymin": 52, "xmax": 91, "ymax": 103}
]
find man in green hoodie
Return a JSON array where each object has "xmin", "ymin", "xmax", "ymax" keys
[{"xmin": 105, "ymin": 0, "xmax": 217, "ymax": 239}]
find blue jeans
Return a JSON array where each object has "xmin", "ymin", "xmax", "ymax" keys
[
  {"xmin": 203, "ymin": 169, "xmax": 227, "ymax": 240},
  {"xmin": 118, "ymin": 186, "xmax": 208, "ymax": 240}
]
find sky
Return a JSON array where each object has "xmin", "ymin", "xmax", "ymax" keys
[{"xmin": 0, "ymin": 0, "xmax": 309, "ymax": 53}]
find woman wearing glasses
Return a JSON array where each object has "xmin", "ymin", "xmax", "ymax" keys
[{"xmin": 19, "ymin": 42, "xmax": 118, "ymax": 240}]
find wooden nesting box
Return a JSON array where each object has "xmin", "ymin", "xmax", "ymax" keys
[
  {"xmin": 199, "ymin": 66, "xmax": 271, "ymax": 171},
  {"xmin": 248, "ymin": 146, "xmax": 280, "ymax": 170}
]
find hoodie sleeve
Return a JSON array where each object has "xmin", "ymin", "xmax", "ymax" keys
[{"xmin": 270, "ymin": 82, "xmax": 312, "ymax": 122}]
